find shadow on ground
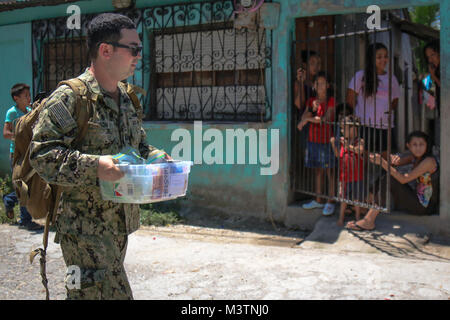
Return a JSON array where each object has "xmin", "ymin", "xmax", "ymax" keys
[
  {"xmin": 144, "ymin": 206, "xmax": 310, "ymax": 248},
  {"xmin": 299, "ymin": 212, "xmax": 450, "ymax": 262}
]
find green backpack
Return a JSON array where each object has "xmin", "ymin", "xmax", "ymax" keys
[{"xmin": 12, "ymin": 78, "xmax": 145, "ymax": 300}]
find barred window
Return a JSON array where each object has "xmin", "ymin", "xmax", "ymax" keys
[
  {"xmin": 32, "ymin": 15, "xmax": 95, "ymax": 95},
  {"xmin": 149, "ymin": 24, "xmax": 269, "ymax": 121},
  {"xmin": 31, "ymin": 1, "xmax": 273, "ymax": 122},
  {"xmin": 43, "ymin": 37, "xmax": 88, "ymax": 91},
  {"xmin": 144, "ymin": 1, "xmax": 273, "ymax": 122}
]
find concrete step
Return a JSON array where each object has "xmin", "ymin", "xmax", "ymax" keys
[
  {"xmin": 284, "ymin": 202, "xmax": 324, "ymax": 231},
  {"xmin": 287, "ymin": 206, "xmax": 450, "ymax": 261}
]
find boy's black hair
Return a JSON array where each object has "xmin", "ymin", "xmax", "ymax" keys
[
  {"xmin": 33, "ymin": 91, "xmax": 50, "ymax": 103},
  {"xmin": 301, "ymin": 50, "xmax": 319, "ymax": 64},
  {"xmin": 312, "ymin": 71, "xmax": 330, "ymax": 83},
  {"xmin": 10, "ymin": 83, "xmax": 30, "ymax": 101},
  {"xmin": 335, "ymin": 103, "xmax": 353, "ymax": 120},
  {"xmin": 87, "ymin": 13, "xmax": 136, "ymax": 61}
]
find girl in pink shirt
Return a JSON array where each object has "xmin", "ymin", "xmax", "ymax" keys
[{"xmin": 346, "ymin": 42, "xmax": 400, "ymax": 157}]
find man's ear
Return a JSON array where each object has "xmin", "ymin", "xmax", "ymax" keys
[
  {"xmin": 98, "ymin": 43, "xmax": 113, "ymax": 59},
  {"xmin": 12, "ymin": 95, "xmax": 19, "ymax": 103}
]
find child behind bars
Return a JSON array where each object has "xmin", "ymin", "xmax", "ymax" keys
[
  {"xmin": 330, "ymin": 114, "xmax": 366, "ymax": 226},
  {"xmin": 297, "ymin": 71, "xmax": 336, "ymax": 216}
]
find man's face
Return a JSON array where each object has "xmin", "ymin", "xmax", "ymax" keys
[
  {"xmin": 13, "ymin": 89, "xmax": 31, "ymax": 107},
  {"xmin": 109, "ymin": 28, "xmax": 142, "ymax": 80}
]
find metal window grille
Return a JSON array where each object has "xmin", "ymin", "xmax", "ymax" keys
[
  {"xmin": 144, "ymin": 1, "xmax": 272, "ymax": 121},
  {"xmin": 32, "ymin": 15, "xmax": 94, "ymax": 95},
  {"xmin": 31, "ymin": 1, "xmax": 273, "ymax": 122}
]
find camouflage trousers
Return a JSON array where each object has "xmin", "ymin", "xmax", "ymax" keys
[{"xmin": 57, "ymin": 232, "xmax": 133, "ymax": 300}]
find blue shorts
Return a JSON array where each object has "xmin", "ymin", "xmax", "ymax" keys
[
  {"xmin": 344, "ymin": 180, "xmax": 367, "ymax": 202},
  {"xmin": 305, "ymin": 141, "xmax": 335, "ymax": 169}
]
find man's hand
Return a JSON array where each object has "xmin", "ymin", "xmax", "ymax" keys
[
  {"xmin": 163, "ymin": 152, "xmax": 173, "ymax": 161},
  {"xmin": 97, "ymin": 156, "xmax": 125, "ymax": 181}
]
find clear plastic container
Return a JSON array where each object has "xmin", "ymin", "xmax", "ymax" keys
[{"xmin": 100, "ymin": 160, "xmax": 193, "ymax": 204}]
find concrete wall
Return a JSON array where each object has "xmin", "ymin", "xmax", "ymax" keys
[
  {"xmin": 439, "ymin": 0, "xmax": 450, "ymax": 231},
  {"xmin": 0, "ymin": 23, "xmax": 33, "ymax": 174}
]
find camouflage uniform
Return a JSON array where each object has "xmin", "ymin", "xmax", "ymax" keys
[{"xmin": 30, "ymin": 69, "xmax": 159, "ymax": 299}]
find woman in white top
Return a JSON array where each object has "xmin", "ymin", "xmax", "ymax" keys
[{"xmin": 346, "ymin": 42, "xmax": 401, "ymax": 157}]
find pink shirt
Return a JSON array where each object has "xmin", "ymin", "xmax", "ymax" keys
[{"xmin": 348, "ymin": 70, "xmax": 400, "ymax": 129}]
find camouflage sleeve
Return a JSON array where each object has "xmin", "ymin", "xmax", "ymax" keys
[
  {"xmin": 29, "ymin": 86, "xmax": 100, "ymax": 187},
  {"xmin": 138, "ymin": 126, "xmax": 160, "ymax": 160}
]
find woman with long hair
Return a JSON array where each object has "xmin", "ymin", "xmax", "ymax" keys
[{"xmin": 346, "ymin": 42, "xmax": 401, "ymax": 157}]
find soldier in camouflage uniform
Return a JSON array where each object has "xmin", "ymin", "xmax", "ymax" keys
[{"xmin": 29, "ymin": 13, "xmax": 168, "ymax": 299}]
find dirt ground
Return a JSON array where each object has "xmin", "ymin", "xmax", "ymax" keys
[
  {"xmin": 0, "ymin": 213, "xmax": 308, "ymax": 300},
  {"xmin": 1, "ymin": 211, "xmax": 449, "ymax": 300}
]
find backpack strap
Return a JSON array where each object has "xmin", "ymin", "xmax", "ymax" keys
[
  {"xmin": 57, "ymin": 78, "xmax": 92, "ymax": 149},
  {"xmin": 124, "ymin": 82, "xmax": 146, "ymax": 119}
]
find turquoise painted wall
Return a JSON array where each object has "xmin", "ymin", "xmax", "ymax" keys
[
  {"xmin": 0, "ymin": 22, "xmax": 32, "ymax": 174},
  {"xmin": 438, "ymin": 0, "xmax": 450, "ymax": 224},
  {"xmin": 142, "ymin": 122, "xmax": 274, "ymax": 215},
  {"xmin": 0, "ymin": 0, "xmax": 446, "ymax": 222}
]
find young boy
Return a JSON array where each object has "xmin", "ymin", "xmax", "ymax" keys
[
  {"xmin": 2, "ymin": 83, "xmax": 43, "ymax": 230},
  {"xmin": 330, "ymin": 114, "xmax": 366, "ymax": 226}
]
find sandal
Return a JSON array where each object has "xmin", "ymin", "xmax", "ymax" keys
[{"xmin": 346, "ymin": 220, "xmax": 375, "ymax": 232}]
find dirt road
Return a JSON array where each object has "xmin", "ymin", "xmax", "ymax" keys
[{"xmin": 1, "ymin": 214, "xmax": 449, "ymax": 300}]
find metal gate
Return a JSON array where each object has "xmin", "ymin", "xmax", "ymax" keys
[{"xmin": 291, "ymin": 15, "xmax": 396, "ymax": 213}]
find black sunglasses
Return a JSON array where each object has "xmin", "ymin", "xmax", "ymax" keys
[{"xmin": 104, "ymin": 42, "xmax": 143, "ymax": 57}]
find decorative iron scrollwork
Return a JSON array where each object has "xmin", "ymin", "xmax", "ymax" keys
[{"xmin": 32, "ymin": 0, "xmax": 272, "ymax": 122}]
